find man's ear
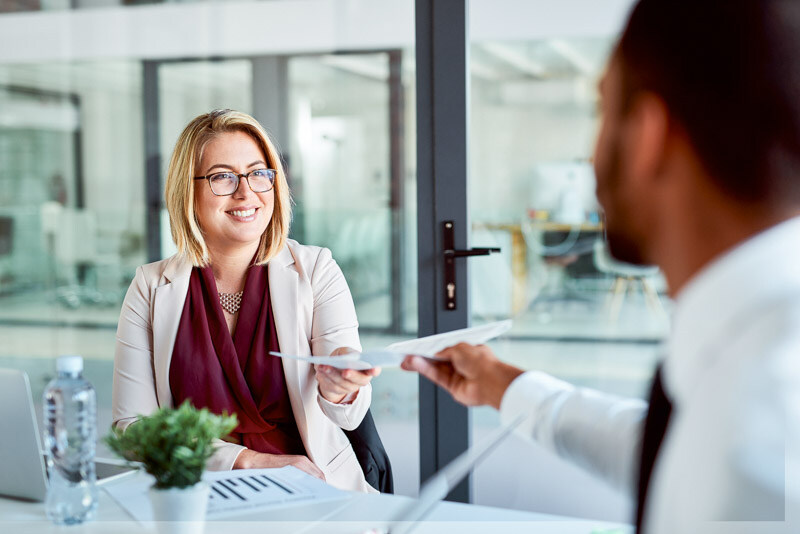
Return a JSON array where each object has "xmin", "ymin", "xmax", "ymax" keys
[{"xmin": 624, "ymin": 92, "xmax": 670, "ymax": 186}]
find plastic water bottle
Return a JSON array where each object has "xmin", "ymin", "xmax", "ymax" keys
[{"xmin": 43, "ymin": 355, "xmax": 98, "ymax": 525}]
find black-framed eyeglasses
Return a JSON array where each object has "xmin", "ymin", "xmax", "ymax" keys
[{"xmin": 193, "ymin": 169, "xmax": 276, "ymax": 196}]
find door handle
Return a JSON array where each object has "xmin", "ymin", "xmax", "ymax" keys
[
  {"xmin": 442, "ymin": 221, "xmax": 501, "ymax": 310},
  {"xmin": 444, "ymin": 247, "xmax": 501, "ymax": 258}
]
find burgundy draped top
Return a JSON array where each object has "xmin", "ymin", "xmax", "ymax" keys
[{"xmin": 169, "ymin": 264, "xmax": 306, "ymax": 456}]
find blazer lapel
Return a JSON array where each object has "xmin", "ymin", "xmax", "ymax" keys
[
  {"xmin": 152, "ymin": 254, "xmax": 193, "ymax": 409},
  {"xmin": 269, "ymin": 244, "xmax": 312, "ymax": 447}
]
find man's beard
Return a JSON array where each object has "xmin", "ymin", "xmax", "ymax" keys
[
  {"xmin": 605, "ymin": 226, "xmax": 647, "ymax": 265},
  {"xmin": 596, "ymin": 135, "xmax": 648, "ymax": 266}
]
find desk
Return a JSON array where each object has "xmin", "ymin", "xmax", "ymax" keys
[{"xmin": 1, "ymin": 488, "xmax": 630, "ymax": 534}]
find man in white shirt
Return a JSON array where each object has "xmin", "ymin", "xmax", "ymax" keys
[{"xmin": 403, "ymin": 1, "xmax": 800, "ymax": 533}]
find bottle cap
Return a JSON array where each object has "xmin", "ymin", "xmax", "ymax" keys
[{"xmin": 56, "ymin": 355, "xmax": 83, "ymax": 374}]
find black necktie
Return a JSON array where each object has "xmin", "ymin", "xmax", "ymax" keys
[{"xmin": 635, "ymin": 366, "xmax": 673, "ymax": 533}]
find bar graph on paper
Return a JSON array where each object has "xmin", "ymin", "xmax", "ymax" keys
[
  {"xmin": 103, "ymin": 466, "xmax": 348, "ymax": 522},
  {"xmin": 205, "ymin": 470, "xmax": 333, "ymax": 517}
]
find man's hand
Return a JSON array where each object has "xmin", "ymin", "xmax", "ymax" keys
[
  {"xmin": 315, "ymin": 347, "xmax": 381, "ymax": 404},
  {"xmin": 233, "ymin": 450, "xmax": 325, "ymax": 481},
  {"xmin": 401, "ymin": 343, "xmax": 523, "ymax": 409}
]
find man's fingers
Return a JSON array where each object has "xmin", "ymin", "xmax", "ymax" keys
[
  {"xmin": 434, "ymin": 342, "xmax": 477, "ymax": 363},
  {"xmin": 400, "ymin": 356, "xmax": 417, "ymax": 370},
  {"xmin": 433, "ymin": 343, "xmax": 494, "ymax": 379},
  {"xmin": 402, "ymin": 356, "xmax": 455, "ymax": 389},
  {"xmin": 432, "ymin": 346, "xmax": 457, "ymax": 361}
]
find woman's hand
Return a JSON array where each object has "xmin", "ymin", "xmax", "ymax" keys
[
  {"xmin": 315, "ymin": 347, "xmax": 382, "ymax": 404},
  {"xmin": 233, "ymin": 449, "xmax": 325, "ymax": 481}
]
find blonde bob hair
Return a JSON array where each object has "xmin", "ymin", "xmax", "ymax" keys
[{"xmin": 165, "ymin": 109, "xmax": 291, "ymax": 267}]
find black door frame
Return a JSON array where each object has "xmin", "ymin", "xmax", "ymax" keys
[{"xmin": 415, "ymin": 0, "xmax": 472, "ymax": 503}]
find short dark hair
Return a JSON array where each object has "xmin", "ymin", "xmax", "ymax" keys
[{"xmin": 616, "ymin": 0, "xmax": 800, "ymax": 205}]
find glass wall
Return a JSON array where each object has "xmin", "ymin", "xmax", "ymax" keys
[
  {"xmin": 0, "ymin": 0, "xmax": 420, "ymax": 498},
  {"xmin": 467, "ymin": 0, "xmax": 661, "ymax": 522},
  {"xmin": 0, "ymin": 62, "xmax": 146, "ymax": 437}
]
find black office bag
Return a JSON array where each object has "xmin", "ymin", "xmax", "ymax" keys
[{"xmin": 344, "ymin": 409, "xmax": 394, "ymax": 493}]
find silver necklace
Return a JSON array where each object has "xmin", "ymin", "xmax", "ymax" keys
[{"xmin": 219, "ymin": 291, "xmax": 243, "ymax": 314}]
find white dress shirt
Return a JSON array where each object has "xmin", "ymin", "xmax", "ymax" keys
[{"xmin": 500, "ymin": 217, "xmax": 800, "ymax": 533}]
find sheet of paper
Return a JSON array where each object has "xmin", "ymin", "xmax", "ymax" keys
[
  {"xmin": 103, "ymin": 466, "xmax": 348, "ymax": 522},
  {"xmin": 386, "ymin": 320, "xmax": 512, "ymax": 356},
  {"xmin": 269, "ymin": 351, "xmax": 376, "ymax": 370},
  {"xmin": 269, "ymin": 350, "xmax": 410, "ymax": 370},
  {"xmin": 269, "ymin": 319, "xmax": 513, "ymax": 370}
]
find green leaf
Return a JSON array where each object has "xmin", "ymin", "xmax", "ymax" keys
[{"xmin": 104, "ymin": 400, "xmax": 239, "ymax": 489}]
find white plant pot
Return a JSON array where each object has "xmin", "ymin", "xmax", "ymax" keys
[{"xmin": 149, "ymin": 481, "xmax": 210, "ymax": 534}]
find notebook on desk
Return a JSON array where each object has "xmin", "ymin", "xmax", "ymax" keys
[{"xmin": 0, "ymin": 368, "xmax": 133, "ymax": 502}]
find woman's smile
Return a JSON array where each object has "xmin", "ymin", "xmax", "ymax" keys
[{"xmin": 226, "ymin": 206, "xmax": 259, "ymax": 222}]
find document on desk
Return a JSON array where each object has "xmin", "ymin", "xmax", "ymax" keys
[
  {"xmin": 270, "ymin": 320, "xmax": 512, "ymax": 370},
  {"xmin": 103, "ymin": 466, "xmax": 348, "ymax": 522}
]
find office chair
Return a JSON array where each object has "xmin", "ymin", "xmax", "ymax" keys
[{"xmin": 592, "ymin": 239, "xmax": 664, "ymax": 322}]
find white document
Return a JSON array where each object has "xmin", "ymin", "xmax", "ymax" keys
[
  {"xmin": 386, "ymin": 319, "xmax": 512, "ymax": 356},
  {"xmin": 269, "ymin": 350, "xmax": 404, "ymax": 370},
  {"xmin": 103, "ymin": 466, "xmax": 348, "ymax": 522},
  {"xmin": 269, "ymin": 319, "xmax": 512, "ymax": 370}
]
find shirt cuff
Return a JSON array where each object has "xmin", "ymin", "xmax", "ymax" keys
[{"xmin": 499, "ymin": 370, "xmax": 575, "ymax": 450}]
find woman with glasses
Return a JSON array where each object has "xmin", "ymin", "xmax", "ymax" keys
[{"xmin": 111, "ymin": 109, "xmax": 380, "ymax": 492}]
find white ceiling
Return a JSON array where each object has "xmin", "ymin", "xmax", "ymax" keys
[{"xmin": 0, "ymin": 0, "xmax": 635, "ymax": 64}]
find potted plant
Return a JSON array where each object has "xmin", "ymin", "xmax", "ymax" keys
[{"xmin": 105, "ymin": 401, "xmax": 237, "ymax": 533}]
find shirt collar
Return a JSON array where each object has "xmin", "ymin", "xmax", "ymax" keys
[{"xmin": 663, "ymin": 216, "xmax": 800, "ymax": 404}]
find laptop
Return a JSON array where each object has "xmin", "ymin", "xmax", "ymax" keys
[{"xmin": 0, "ymin": 368, "xmax": 133, "ymax": 501}]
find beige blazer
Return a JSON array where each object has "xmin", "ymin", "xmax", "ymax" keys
[{"xmin": 112, "ymin": 239, "xmax": 375, "ymax": 493}]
